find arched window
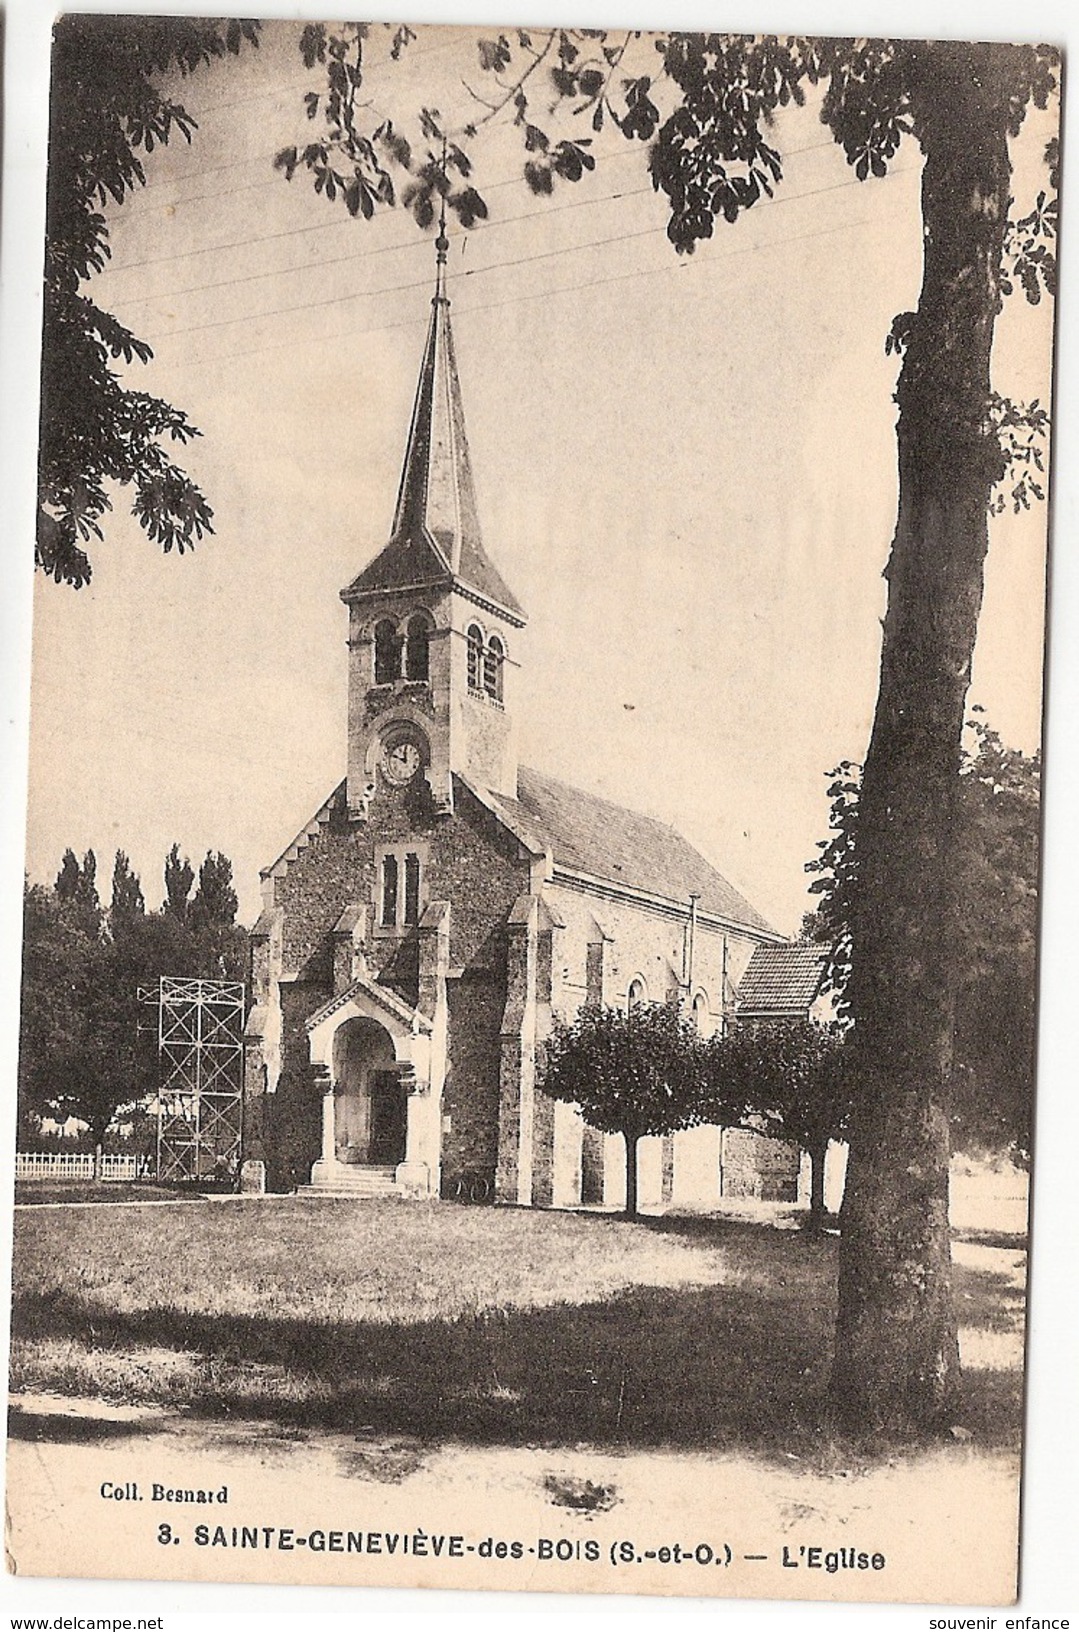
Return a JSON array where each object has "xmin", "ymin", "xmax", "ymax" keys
[
  {"xmin": 627, "ymin": 977, "xmax": 646, "ymax": 1012},
  {"xmin": 374, "ymin": 619, "xmax": 401, "ymax": 685},
  {"xmin": 483, "ymin": 634, "xmax": 504, "ymax": 702},
  {"xmin": 380, "ymin": 853, "xmax": 399, "ymax": 928},
  {"xmin": 692, "ymin": 991, "xmax": 709, "ymax": 1034},
  {"xmin": 405, "ymin": 614, "xmax": 431, "ymax": 682},
  {"xmin": 403, "ymin": 852, "xmax": 421, "ymax": 925},
  {"xmin": 466, "ymin": 624, "xmax": 484, "ymax": 691}
]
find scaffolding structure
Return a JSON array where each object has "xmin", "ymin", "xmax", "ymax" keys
[{"xmin": 139, "ymin": 977, "xmax": 245, "ymax": 1183}]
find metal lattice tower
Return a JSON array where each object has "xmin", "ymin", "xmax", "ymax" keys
[{"xmin": 140, "ymin": 977, "xmax": 245, "ymax": 1183}]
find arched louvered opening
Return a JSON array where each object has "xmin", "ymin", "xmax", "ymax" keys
[
  {"xmin": 374, "ymin": 618, "xmax": 402, "ymax": 685},
  {"xmin": 484, "ymin": 633, "xmax": 505, "ymax": 702},
  {"xmin": 466, "ymin": 623, "xmax": 484, "ymax": 691},
  {"xmin": 404, "ymin": 613, "xmax": 432, "ymax": 681}
]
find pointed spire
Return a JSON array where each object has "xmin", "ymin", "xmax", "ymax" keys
[{"xmin": 342, "ymin": 210, "xmax": 525, "ymax": 625}]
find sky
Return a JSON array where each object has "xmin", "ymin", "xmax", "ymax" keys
[
  {"xmin": 14, "ymin": 19, "xmax": 1057, "ymax": 935},
  {"xmin": 1, "ymin": 4, "xmax": 1077, "ymax": 1628}
]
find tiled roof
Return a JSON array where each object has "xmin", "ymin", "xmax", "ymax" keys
[
  {"xmin": 735, "ymin": 943, "xmax": 829, "ymax": 1015},
  {"xmin": 485, "ymin": 765, "xmax": 775, "ymax": 936}
]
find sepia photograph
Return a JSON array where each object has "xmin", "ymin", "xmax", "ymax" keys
[{"xmin": 1, "ymin": 2, "xmax": 1074, "ymax": 1622}]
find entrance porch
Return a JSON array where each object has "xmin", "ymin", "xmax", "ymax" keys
[{"xmin": 304, "ymin": 975, "xmax": 441, "ymax": 1198}]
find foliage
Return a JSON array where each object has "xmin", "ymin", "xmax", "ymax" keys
[
  {"xmin": 542, "ymin": 1001, "xmax": 702, "ymax": 1215},
  {"xmin": 18, "ymin": 844, "xmax": 246, "ymax": 1154},
  {"xmin": 279, "ymin": 26, "xmax": 1053, "ymax": 532},
  {"xmin": 804, "ymin": 714, "xmax": 1039, "ymax": 1163},
  {"xmin": 39, "ymin": 15, "xmax": 258, "ymax": 585},
  {"xmin": 699, "ymin": 1018, "xmax": 851, "ymax": 1229},
  {"xmin": 163, "ymin": 842, "xmax": 195, "ymax": 920},
  {"xmin": 110, "ymin": 850, "xmax": 145, "ymax": 922},
  {"xmin": 54, "ymin": 847, "xmax": 102, "ymax": 932}
]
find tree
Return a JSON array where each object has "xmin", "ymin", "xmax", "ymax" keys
[
  {"xmin": 952, "ymin": 722, "xmax": 1039, "ymax": 1164},
  {"xmin": 190, "ymin": 851, "xmax": 239, "ymax": 934},
  {"xmin": 54, "ymin": 847, "xmax": 101, "ymax": 929},
  {"xmin": 110, "ymin": 850, "xmax": 146, "ymax": 924},
  {"xmin": 806, "ymin": 715, "xmax": 1039, "ymax": 1166},
  {"xmin": 18, "ymin": 843, "xmax": 247, "ymax": 1172},
  {"xmin": 163, "ymin": 843, "xmax": 195, "ymax": 921},
  {"xmin": 19, "ymin": 878, "xmax": 141, "ymax": 1174},
  {"xmin": 39, "ymin": 15, "xmax": 258, "ymax": 586},
  {"xmin": 189, "ymin": 851, "xmax": 244, "ymax": 980},
  {"xmin": 17, "ymin": 883, "xmax": 96, "ymax": 1146},
  {"xmin": 542, "ymin": 1001, "xmax": 702, "ymax": 1217},
  {"xmin": 700, "ymin": 1018, "xmax": 851, "ymax": 1233},
  {"xmin": 282, "ymin": 27, "xmax": 1056, "ymax": 1432}
]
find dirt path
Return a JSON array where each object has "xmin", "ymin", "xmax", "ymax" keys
[{"xmin": 7, "ymin": 1390, "xmax": 1019, "ymax": 1602}]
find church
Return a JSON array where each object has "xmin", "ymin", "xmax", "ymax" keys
[{"xmin": 241, "ymin": 232, "xmax": 816, "ymax": 1209}]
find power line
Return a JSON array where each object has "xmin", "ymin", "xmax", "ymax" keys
[
  {"xmin": 104, "ymin": 135, "xmax": 843, "ymax": 284},
  {"xmin": 175, "ymin": 30, "xmax": 468, "ymax": 124},
  {"xmin": 118, "ymin": 184, "xmax": 660, "ymax": 309},
  {"xmin": 142, "ymin": 162, "xmax": 916, "ymax": 345},
  {"xmin": 163, "ymin": 197, "xmax": 904, "ymax": 376},
  {"xmin": 106, "ymin": 133, "xmax": 845, "ymax": 293},
  {"xmin": 114, "ymin": 127, "xmax": 647, "ymax": 223}
]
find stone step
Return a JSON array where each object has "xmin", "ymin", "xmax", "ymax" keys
[{"xmin": 300, "ymin": 1163, "xmax": 400, "ymax": 1199}]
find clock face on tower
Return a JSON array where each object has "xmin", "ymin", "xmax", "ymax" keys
[{"xmin": 380, "ymin": 725, "xmax": 428, "ymax": 786}]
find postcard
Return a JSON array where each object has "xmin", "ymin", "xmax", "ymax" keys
[{"xmin": 3, "ymin": 10, "xmax": 1068, "ymax": 1613}]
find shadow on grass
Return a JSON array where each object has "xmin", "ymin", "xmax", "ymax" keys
[
  {"xmin": 14, "ymin": 1182, "xmax": 196, "ymax": 1207},
  {"xmin": 953, "ymin": 1258, "xmax": 1026, "ymax": 1336},
  {"xmin": 7, "ymin": 1406, "xmax": 156, "ymax": 1445},
  {"xmin": 952, "ymin": 1227, "xmax": 1028, "ymax": 1251},
  {"xmin": 9, "ymin": 1215, "xmax": 1024, "ymax": 1465}
]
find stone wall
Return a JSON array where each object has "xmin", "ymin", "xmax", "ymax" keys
[
  {"xmin": 721, "ymin": 1127, "xmax": 800, "ymax": 1202},
  {"xmin": 259, "ymin": 771, "xmax": 528, "ymax": 1191},
  {"xmin": 442, "ymin": 969, "xmax": 506, "ymax": 1191}
]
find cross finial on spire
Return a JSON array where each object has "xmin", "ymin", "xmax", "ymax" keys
[{"xmin": 434, "ymin": 137, "xmax": 449, "ymax": 303}]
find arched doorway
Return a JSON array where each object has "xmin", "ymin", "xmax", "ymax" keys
[{"xmin": 332, "ymin": 1018, "xmax": 407, "ymax": 1166}]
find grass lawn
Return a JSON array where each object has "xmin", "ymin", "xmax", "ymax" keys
[
  {"xmin": 14, "ymin": 1181, "xmax": 187, "ymax": 1207},
  {"xmin": 9, "ymin": 1200, "xmax": 1025, "ymax": 1462}
]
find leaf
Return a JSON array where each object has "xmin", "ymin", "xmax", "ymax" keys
[
  {"xmin": 450, "ymin": 186, "xmax": 488, "ymax": 229},
  {"xmin": 477, "ymin": 35, "xmax": 511, "ymax": 73},
  {"xmin": 524, "ymin": 160, "xmax": 553, "ymax": 195}
]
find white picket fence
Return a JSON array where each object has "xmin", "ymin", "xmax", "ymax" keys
[{"xmin": 15, "ymin": 1151, "xmax": 143, "ymax": 1182}]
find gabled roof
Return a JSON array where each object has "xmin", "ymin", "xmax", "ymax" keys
[
  {"xmin": 342, "ymin": 272, "xmax": 525, "ymax": 625},
  {"xmin": 484, "ymin": 765, "xmax": 776, "ymax": 936},
  {"xmin": 735, "ymin": 942, "xmax": 829, "ymax": 1015},
  {"xmin": 305, "ymin": 973, "xmax": 432, "ymax": 1036}
]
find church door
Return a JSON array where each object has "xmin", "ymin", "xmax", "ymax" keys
[{"xmin": 368, "ymin": 1070, "xmax": 407, "ymax": 1164}]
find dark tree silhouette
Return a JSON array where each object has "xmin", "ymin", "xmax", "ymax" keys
[
  {"xmin": 805, "ymin": 715, "xmax": 1039, "ymax": 1166},
  {"xmin": 110, "ymin": 850, "xmax": 146, "ymax": 924},
  {"xmin": 19, "ymin": 843, "xmax": 247, "ymax": 1168},
  {"xmin": 39, "ymin": 15, "xmax": 258, "ymax": 585},
  {"xmin": 543, "ymin": 1001, "xmax": 702, "ymax": 1217},
  {"xmin": 700, "ymin": 1018, "xmax": 851, "ymax": 1233}
]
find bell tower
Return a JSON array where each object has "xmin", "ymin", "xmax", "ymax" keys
[{"xmin": 341, "ymin": 218, "xmax": 526, "ymax": 817}]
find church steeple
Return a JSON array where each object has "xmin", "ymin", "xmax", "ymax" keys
[
  {"xmin": 342, "ymin": 217, "xmax": 524, "ymax": 624},
  {"xmin": 342, "ymin": 223, "xmax": 526, "ymax": 815}
]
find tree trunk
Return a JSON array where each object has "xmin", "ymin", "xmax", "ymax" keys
[
  {"xmin": 92, "ymin": 1139, "xmax": 104, "ymax": 1182},
  {"xmin": 831, "ymin": 43, "xmax": 1014, "ymax": 1434},
  {"xmin": 624, "ymin": 1131, "xmax": 640, "ymax": 1218},
  {"xmin": 807, "ymin": 1135, "xmax": 828, "ymax": 1233}
]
